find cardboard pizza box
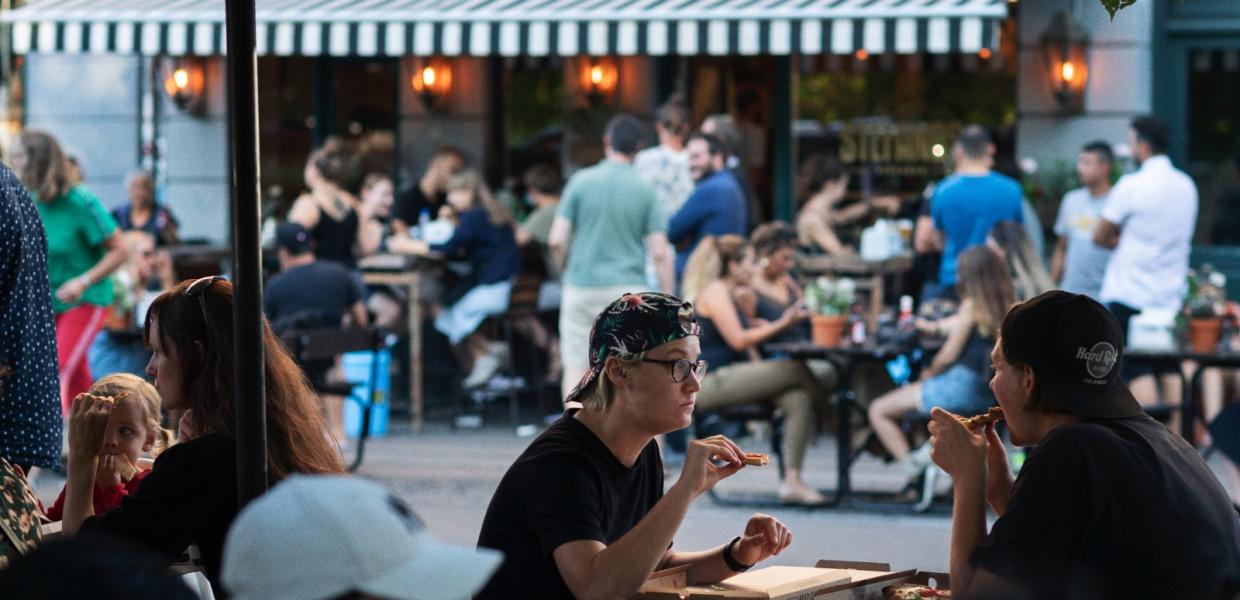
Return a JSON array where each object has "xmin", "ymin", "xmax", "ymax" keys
[
  {"xmin": 634, "ymin": 566, "xmax": 852, "ymax": 599},
  {"xmin": 809, "ymin": 561, "xmax": 950, "ymax": 599}
]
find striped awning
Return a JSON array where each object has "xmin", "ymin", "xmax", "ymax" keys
[{"xmin": 2, "ymin": 0, "xmax": 1007, "ymax": 57}]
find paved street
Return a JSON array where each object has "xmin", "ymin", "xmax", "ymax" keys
[{"xmin": 333, "ymin": 422, "xmax": 957, "ymax": 573}]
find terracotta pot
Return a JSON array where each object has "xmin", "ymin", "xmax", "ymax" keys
[
  {"xmin": 1187, "ymin": 318, "xmax": 1223, "ymax": 354},
  {"xmin": 811, "ymin": 314, "xmax": 847, "ymax": 348}
]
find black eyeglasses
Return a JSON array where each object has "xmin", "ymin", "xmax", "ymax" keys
[
  {"xmin": 184, "ymin": 276, "xmax": 223, "ymax": 323},
  {"xmin": 640, "ymin": 358, "xmax": 708, "ymax": 383}
]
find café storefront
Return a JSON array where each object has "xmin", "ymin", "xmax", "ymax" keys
[{"xmin": 1, "ymin": 0, "xmax": 1013, "ymax": 240}]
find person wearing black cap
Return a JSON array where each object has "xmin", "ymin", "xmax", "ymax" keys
[
  {"xmin": 264, "ymin": 222, "xmax": 368, "ymax": 443},
  {"xmin": 928, "ymin": 290, "xmax": 1240, "ymax": 600},
  {"xmin": 477, "ymin": 292, "xmax": 792, "ymax": 599}
]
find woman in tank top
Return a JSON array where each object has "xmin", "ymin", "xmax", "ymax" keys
[
  {"xmin": 683, "ymin": 234, "xmax": 835, "ymax": 505},
  {"xmin": 867, "ymin": 246, "xmax": 1014, "ymax": 484},
  {"xmin": 288, "ymin": 138, "xmax": 383, "ymax": 268}
]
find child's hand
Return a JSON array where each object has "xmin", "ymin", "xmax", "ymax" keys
[
  {"xmin": 69, "ymin": 394, "xmax": 114, "ymax": 465},
  {"xmin": 96, "ymin": 454, "xmax": 122, "ymax": 489}
]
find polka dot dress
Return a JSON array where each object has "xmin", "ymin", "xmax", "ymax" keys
[{"xmin": 0, "ymin": 163, "xmax": 63, "ymax": 468}]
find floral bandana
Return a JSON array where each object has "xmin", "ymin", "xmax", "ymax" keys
[{"xmin": 563, "ymin": 292, "xmax": 700, "ymax": 406}]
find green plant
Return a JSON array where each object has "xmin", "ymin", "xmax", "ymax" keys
[
  {"xmin": 1100, "ymin": 0, "xmax": 1138, "ymax": 19},
  {"xmin": 803, "ymin": 277, "xmax": 856, "ymax": 316},
  {"xmin": 1183, "ymin": 265, "xmax": 1226, "ymax": 319}
]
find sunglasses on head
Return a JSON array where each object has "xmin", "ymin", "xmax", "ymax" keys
[{"xmin": 184, "ymin": 276, "xmax": 223, "ymax": 324}]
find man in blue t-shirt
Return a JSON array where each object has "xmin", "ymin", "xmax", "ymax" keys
[
  {"xmin": 668, "ymin": 133, "xmax": 747, "ymax": 279},
  {"xmin": 926, "ymin": 125, "xmax": 1023, "ymax": 297}
]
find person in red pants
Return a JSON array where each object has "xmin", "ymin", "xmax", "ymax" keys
[{"xmin": 14, "ymin": 130, "xmax": 128, "ymax": 413}]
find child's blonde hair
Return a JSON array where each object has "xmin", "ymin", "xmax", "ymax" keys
[{"xmin": 90, "ymin": 373, "xmax": 175, "ymax": 458}]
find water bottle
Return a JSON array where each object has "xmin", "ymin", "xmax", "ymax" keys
[
  {"xmin": 898, "ymin": 295, "xmax": 915, "ymax": 331},
  {"xmin": 849, "ymin": 306, "xmax": 867, "ymax": 345},
  {"xmin": 418, "ymin": 207, "xmax": 431, "ymax": 229}
]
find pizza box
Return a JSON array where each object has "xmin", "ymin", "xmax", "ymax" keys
[
  {"xmin": 809, "ymin": 561, "xmax": 949, "ymax": 599},
  {"xmin": 634, "ymin": 565, "xmax": 852, "ymax": 599},
  {"xmin": 635, "ymin": 561, "xmax": 950, "ymax": 600}
]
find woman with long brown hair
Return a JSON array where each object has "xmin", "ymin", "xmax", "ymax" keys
[
  {"xmin": 685, "ymin": 234, "xmax": 833, "ymax": 505},
  {"xmin": 14, "ymin": 130, "xmax": 129, "ymax": 414},
  {"xmin": 62, "ymin": 277, "xmax": 344, "ymax": 591},
  {"xmin": 988, "ymin": 220, "xmax": 1054, "ymax": 302},
  {"xmin": 867, "ymin": 246, "xmax": 1015, "ymax": 479}
]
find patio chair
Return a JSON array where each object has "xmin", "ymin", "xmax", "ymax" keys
[{"xmin": 280, "ymin": 326, "xmax": 395, "ymax": 472}]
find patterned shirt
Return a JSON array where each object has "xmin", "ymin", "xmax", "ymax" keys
[
  {"xmin": 634, "ymin": 145, "xmax": 694, "ymax": 218},
  {"xmin": 0, "ymin": 163, "xmax": 63, "ymax": 468}
]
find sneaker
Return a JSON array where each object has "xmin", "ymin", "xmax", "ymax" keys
[
  {"xmin": 463, "ymin": 353, "xmax": 502, "ymax": 389},
  {"xmin": 903, "ymin": 442, "xmax": 934, "ymax": 477},
  {"xmin": 913, "ymin": 465, "xmax": 944, "ymax": 513}
]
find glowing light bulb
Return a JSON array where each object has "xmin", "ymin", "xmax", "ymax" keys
[
  {"xmin": 421, "ymin": 67, "xmax": 436, "ymax": 87},
  {"xmin": 173, "ymin": 68, "xmax": 189, "ymax": 90},
  {"xmin": 931, "ymin": 144, "xmax": 946, "ymax": 158},
  {"xmin": 1061, "ymin": 62, "xmax": 1075, "ymax": 83},
  {"xmin": 590, "ymin": 66, "xmax": 604, "ymax": 85}
]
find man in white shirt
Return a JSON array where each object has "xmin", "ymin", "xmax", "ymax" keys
[
  {"xmin": 1094, "ymin": 115, "xmax": 1199, "ymax": 409},
  {"xmin": 1051, "ymin": 141, "xmax": 1114, "ymax": 299},
  {"xmin": 634, "ymin": 97, "xmax": 694, "ymax": 218}
]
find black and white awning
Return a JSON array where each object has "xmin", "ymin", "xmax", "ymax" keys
[{"xmin": 3, "ymin": 0, "xmax": 1007, "ymax": 57}]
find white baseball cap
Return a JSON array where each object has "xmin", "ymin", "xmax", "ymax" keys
[{"xmin": 222, "ymin": 475, "xmax": 502, "ymax": 600}]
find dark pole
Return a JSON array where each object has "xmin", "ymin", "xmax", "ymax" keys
[
  {"xmin": 225, "ymin": 0, "xmax": 268, "ymax": 506},
  {"xmin": 771, "ymin": 55, "xmax": 794, "ymax": 222}
]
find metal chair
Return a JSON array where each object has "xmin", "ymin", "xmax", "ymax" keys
[{"xmin": 280, "ymin": 327, "xmax": 395, "ymax": 472}]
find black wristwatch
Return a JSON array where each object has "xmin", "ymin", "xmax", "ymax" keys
[{"xmin": 722, "ymin": 536, "xmax": 754, "ymax": 573}]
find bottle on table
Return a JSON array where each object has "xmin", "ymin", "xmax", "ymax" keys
[{"xmin": 898, "ymin": 295, "xmax": 915, "ymax": 332}]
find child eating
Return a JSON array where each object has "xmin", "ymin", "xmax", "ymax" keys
[{"xmin": 48, "ymin": 374, "xmax": 173, "ymax": 520}]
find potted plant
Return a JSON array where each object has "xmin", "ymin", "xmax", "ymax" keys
[
  {"xmin": 1182, "ymin": 266, "xmax": 1227, "ymax": 354},
  {"xmin": 803, "ymin": 276, "xmax": 856, "ymax": 348}
]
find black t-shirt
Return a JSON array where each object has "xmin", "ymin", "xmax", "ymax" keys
[
  {"xmin": 971, "ymin": 414, "xmax": 1240, "ymax": 600},
  {"xmin": 263, "ymin": 261, "xmax": 361, "ymax": 332},
  {"xmin": 393, "ymin": 184, "xmax": 444, "ymax": 227},
  {"xmin": 81, "ymin": 433, "xmax": 239, "ymax": 594},
  {"xmin": 476, "ymin": 412, "xmax": 664, "ymax": 599}
]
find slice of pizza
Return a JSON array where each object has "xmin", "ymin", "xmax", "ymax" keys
[
  {"xmin": 959, "ymin": 407, "xmax": 1004, "ymax": 431},
  {"xmin": 113, "ymin": 453, "xmax": 140, "ymax": 482},
  {"xmin": 883, "ymin": 583, "xmax": 952, "ymax": 599}
]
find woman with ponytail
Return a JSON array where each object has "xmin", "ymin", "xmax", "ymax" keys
[{"xmin": 686, "ymin": 234, "xmax": 834, "ymax": 504}]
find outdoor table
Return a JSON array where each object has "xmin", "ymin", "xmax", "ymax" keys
[
  {"xmin": 358, "ymin": 252, "xmax": 444, "ymax": 432},
  {"xmin": 796, "ymin": 253, "xmax": 913, "ymax": 330},
  {"xmin": 1124, "ymin": 346, "xmax": 1240, "ymax": 443},
  {"xmin": 765, "ymin": 339, "xmax": 924, "ymax": 511}
]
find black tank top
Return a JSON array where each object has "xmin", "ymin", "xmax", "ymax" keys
[
  {"xmin": 310, "ymin": 203, "xmax": 359, "ymax": 268},
  {"xmin": 753, "ymin": 282, "xmax": 811, "ymax": 346},
  {"xmin": 698, "ymin": 308, "xmax": 748, "ymax": 370}
]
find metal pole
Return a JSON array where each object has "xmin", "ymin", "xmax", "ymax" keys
[{"xmin": 225, "ymin": 0, "xmax": 268, "ymax": 506}]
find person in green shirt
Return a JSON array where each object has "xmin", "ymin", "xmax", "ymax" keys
[{"xmin": 14, "ymin": 130, "xmax": 128, "ymax": 414}]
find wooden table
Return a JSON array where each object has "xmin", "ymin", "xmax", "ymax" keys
[
  {"xmin": 797, "ymin": 253, "xmax": 913, "ymax": 329},
  {"xmin": 359, "ymin": 253, "xmax": 443, "ymax": 432}
]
